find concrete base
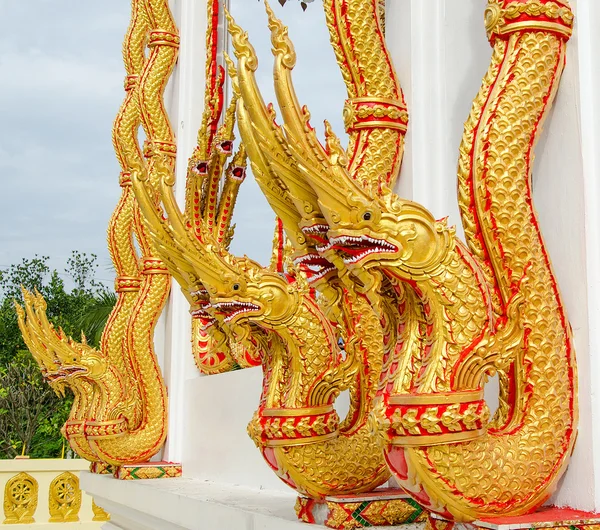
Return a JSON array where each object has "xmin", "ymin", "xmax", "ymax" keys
[{"xmin": 81, "ymin": 471, "xmax": 314, "ymax": 529}]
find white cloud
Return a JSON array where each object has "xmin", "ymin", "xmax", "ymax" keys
[
  {"xmin": 0, "ymin": 49, "xmax": 122, "ymax": 101},
  {"xmin": 1, "ymin": 0, "xmax": 348, "ymax": 277}
]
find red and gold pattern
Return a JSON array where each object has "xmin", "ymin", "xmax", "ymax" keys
[
  {"xmin": 382, "ymin": 391, "xmax": 490, "ymax": 445},
  {"xmin": 112, "ymin": 462, "xmax": 182, "ymax": 481},
  {"xmin": 250, "ymin": 406, "xmax": 340, "ymax": 447},
  {"xmin": 131, "ymin": 0, "xmax": 261, "ymax": 376},
  {"xmin": 235, "ymin": 0, "xmax": 578, "ymax": 523},
  {"xmin": 296, "ymin": 490, "xmax": 427, "ymax": 529},
  {"xmin": 89, "ymin": 462, "xmax": 113, "ymax": 475},
  {"xmin": 132, "ymin": 0, "xmax": 408, "ymax": 500},
  {"xmin": 16, "ymin": 0, "xmax": 582, "ymax": 520},
  {"xmin": 17, "ymin": 0, "xmax": 178, "ymax": 467}
]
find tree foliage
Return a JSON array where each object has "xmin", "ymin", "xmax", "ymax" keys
[{"xmin": 0, "ymin": 252, "xmax": 114, "ymax": 458}]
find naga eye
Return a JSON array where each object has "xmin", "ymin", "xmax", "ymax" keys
[
  {"xmin": 363, "ymin": 212, "xmax": 372, "ymax": 221},
  {"xmin": 232, "ymin": 284, "xmax": 240, "ymax": 291}
]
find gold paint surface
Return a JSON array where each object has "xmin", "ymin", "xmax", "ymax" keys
[{"xmin": 3, "ymin": 472, "xmax": 38, "ymax": 525}]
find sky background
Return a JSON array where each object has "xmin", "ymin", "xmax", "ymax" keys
[{"xmin": 0, "ymin": 0, "xmax": 346, "ymax": 284}]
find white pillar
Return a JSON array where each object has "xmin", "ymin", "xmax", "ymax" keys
[
  {"xmin": 160, "ymin": 0, "xmax": 210, "ymax": 463},
  {"xmin": 388, "ymin": 0, "xmax": 490, "ymax": 233},
  {"xmin": 557, "ymin": 0, "xmax": 600, "ymax": 511}
]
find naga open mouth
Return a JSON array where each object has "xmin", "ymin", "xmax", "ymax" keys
[
  {"xmin": 330, "ymin": 234, "xmax": 397, "ymax": 265},
  {"xmin": 192, "ymin": 160, "xmax": 209, "ymax": 176},
  {"xmin": 191, "ymin": 307, "xmax": 215, "ymax": 329},
  {"xmin": 294, "ymin": 253, "xmax": 336, "ymax": 283},
  {"xmin": 62, "ymin": 366, "xmax": 87, "ymax": 376},
  {"xmin": 301, "ymin": 223, "xmax": 330, "ymax": 247},
  {"xmin": 45, "ymin": 370, "xmax": 65, "ymax": 383},
  {"xmin": 190, "ymin": 288, "xmax": 214, "ymax": 324},
  {"xmin": 212, "ymin": 300, "xmax": 261, "ymax": 323},
  {"xmin": 229, "ymin": 166, "xmax": 246, "ymax": 182},
  {"xmin": 45, "ymin": 365, "xmax": 86, "ymax": 382}
]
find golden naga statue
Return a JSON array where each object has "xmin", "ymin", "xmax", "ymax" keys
[
  {"xmin": 16, "ymin": 0, "xmax": 578, "ymax": 523},
  {"xmin": 16, "ymin": 0, "xmax": 178, "ymax": 466},
  {"xmin": 228, "ymin": 0, "xmax": 577, "ymax": 522},
  {"xmin": 130, "ymin": 0, "xmax": 412, "ymax": 499},
  {"xmin": 132, "ymin": 0, "xmax": 398, "ymax": 496}
]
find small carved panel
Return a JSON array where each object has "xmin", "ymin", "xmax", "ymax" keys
[
  {"xmin": 48, "ymin": 471, "xmax": 81, "ymax": 523},
  {"xmin": 92, "ymin": 499, "xmax": 110, "ymax": 522},
  {"xmin": 3, "ymin": 472, "xmax": 38, "ymax": 524}
]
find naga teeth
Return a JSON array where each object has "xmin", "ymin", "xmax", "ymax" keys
[
  {"xmin": 191, "ymin": 308, "xmax": 211, "ymax": 318},
  {"xmin": 307, "ymin": 265, "xmax": 336, "ymax": 283},
  {"xmin": 213, "ymin": 302, "xmax": 257, "ymax": 309},
  {"xmin": 316, "ymin": 242, "xmax": 334, "ymax": 252},
  {"xmin": 331, "ymin": 234, "xmax": 395, "ymax": 250},
  {"xmin": 343, "ymin": 247, "xmax": 388, "ymax": 264},
  {"xmin": 302, "ymin": 224, "xmax": 329, "ymax": 235},
  {"xmin": 212, "ymin": 301, "xmax": 260, "ymax": 323},
  {"xmin": 293, "ymin": 253, "xmax": 320, "ymax": 265}
]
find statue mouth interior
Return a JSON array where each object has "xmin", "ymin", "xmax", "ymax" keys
[
  {"xmin": 294, "ymin": 253, "xmax": 336, "ymax": 282},
  {"xmin": 330, "ymin": 235, "xmax": 397, "ymax": 264},
  {"xmin": 47, "ymin": 366, "xmax": 86, "ymax": 381},
  {"xmin": 212, "ymin": 301, "xmax": 260, "ymax": 323}
]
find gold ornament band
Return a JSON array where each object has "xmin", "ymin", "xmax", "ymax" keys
[{"xmin": 343, "ymin": 97, "xmax": 409, "ymax": 133}]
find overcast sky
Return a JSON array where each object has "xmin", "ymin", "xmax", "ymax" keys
[{"xmin": 0, "ymin": 0, "xmax": 346, "ymax": 283}]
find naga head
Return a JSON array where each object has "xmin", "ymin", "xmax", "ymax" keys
[
  {"xmin": 305, "ymin": 148, "xmax": 452, "ymax": 277},
  {"xmin": 292, "ymin": 222, "xmax": 337, "ymax": 287},
  {"xmin": 15, "ymin": 289, "xmax": 108, "ymax": 396},
  {"xmin": 225, "ymin": 8, "xmax": 338, "ymax": 290},
  {"xmin": 196, "ymin": 247, "xmax": 301, "ymax": 329}
]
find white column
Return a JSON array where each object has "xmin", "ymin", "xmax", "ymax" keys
[
  {"xmin": 555, "ymin": 0, "xmax": 600, "ymax": 511},
  {"xmin": 388, "ymin": 0, "xmax": 489, "ymax": 233},
  {"xmin": 160, "ymin": 0, "xmax": 210, "ymax": 463},
  {"xmin": 387, "ymin": 0, "xmax": 599, "ymax": 511},
  {"xmin": 580, "ymin": 0, "xmax": 600, "ymax": 512}
]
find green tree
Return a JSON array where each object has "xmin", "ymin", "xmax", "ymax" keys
[{"xmin": 0, "ymin": 252, "xmax": 115, "ymax": 458}]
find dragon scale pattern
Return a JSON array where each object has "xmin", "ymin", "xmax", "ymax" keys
[
  {"xmin": 232, "ymin": 0, "xmax": 578, "ymax": 521},
  {"xmin": 402, "ymin": 29, "xmax": 576, "ymax": 517},
  {"xmin": 376, "ymin": 9, "xmax": 577, "ymax": 523},
  {"xmin": 85, "ymin": 0, "xmax": 178, "ymax": 464},
  {"xmin": 16, "ymin": 0, "xmax": 580, "ymax": 521},
  {"xmin": 324, "ymin": 0, "xmax": 407, "ymax": 188},
  {"xmin": 17, "ymin": 0, "xmax": 178, "ymax": 466}
]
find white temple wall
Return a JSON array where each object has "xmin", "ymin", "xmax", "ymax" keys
[{"xmin": 577, "ymin": 0, "xmax": 600, "ymax": 512}]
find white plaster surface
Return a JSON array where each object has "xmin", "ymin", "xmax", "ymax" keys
[
  {"xmin": 182, "ymin": 367, "xmax": 290, "ymax": 492},
  {"xmin": 575, "ymin": 0, "xmax": 600, "ymax": 513},
  {"xmin": 82, "ymin": 473, "xmax": 428, "ymax": 530},
  {"xmin": 81, "ymin": 471, "xmax": 310, "ymax": 530}
]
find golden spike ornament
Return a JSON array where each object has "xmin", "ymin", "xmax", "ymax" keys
[
  {"xmin": 233, "ymin": 0, "xmax": 577, "ymax": 522},
  {"xmin": 16, "ymin": 0, "xmax": 178, "ymax": 466}
]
